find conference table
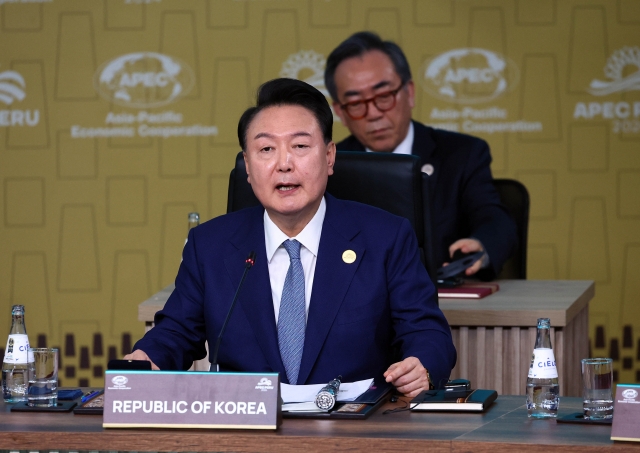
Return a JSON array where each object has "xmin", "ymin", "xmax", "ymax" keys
[
  {"xmin": 1, "ymin": 395, "xmax": 636, "ymax": 451},
  {"xmin": 139, "ymin": 280, "xmax": 594, "ymax": 397}
]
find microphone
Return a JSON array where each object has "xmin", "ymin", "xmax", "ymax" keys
[
  {"xmin": 315, "ymin": 375, "xmax": 342, "ymax": 410},
  {"xmin": 210, "ymin": 251, "xmax": 256, "ymax": 372}
]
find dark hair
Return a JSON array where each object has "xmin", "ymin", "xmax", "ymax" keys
[
  {"xmin": 324, "ymin": 31, "xmax": 412, "ymax": 101},
  {"xmin": 237, "ymin": 78, "xmax": 333, "ymax": 151}
]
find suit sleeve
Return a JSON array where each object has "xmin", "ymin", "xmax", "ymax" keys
[
  {"xmin": 387, "ymin": 219, "xmax": 457, "ymax": 388},
  {"xmin": 459, "ymin": 140, "xmax": 518, "ymax": 279},
  {"xmin": 132, "ymin": 228, "xmax": 208, "ymax": 370}
]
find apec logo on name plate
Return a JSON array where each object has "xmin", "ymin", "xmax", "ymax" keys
[
  {"xmin": 109, "ymin": 375, "xmax": 131, "ymax": 390},
  {"xmin": 621, "ymin": 389, "xmax": 638, "ymax": 401},
  {"xmin": 95, "ymin": 52, "xmax": 194, "ymax": 109},
  {"xmin": 255, "ymin": 377, "xmax": 274, "ymax": 392}
]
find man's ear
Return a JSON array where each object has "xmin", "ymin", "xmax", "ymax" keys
[
  {"xmin": 406, "ymin": 80, "xmax": 416, "ymax": 109},
  {"xmin": 332, "ymin": 101, "xmax": 347, "ymax": 124},
  {"xmin": 243, "ymin": 151, "xmax": 251, "ymax": 184},
  {"xmin": 326, "ymin": 141, "xmax": 336, "ymax": 176}
]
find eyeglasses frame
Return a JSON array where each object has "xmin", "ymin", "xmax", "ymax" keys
[{"xmin": 338, "ymin": 81, "xmax": 407, "ymax": 120}]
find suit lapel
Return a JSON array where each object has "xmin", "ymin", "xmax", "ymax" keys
[
  {"xmin": 297, "ymin": 195, "xmax": 364, "ymax": 384},
  {"xmin": 411, "ymin": 121, "xmax": 440, "ymax": 193},
  {"xmin": 411, "ymin": 120, "xmax": 437, "ymax": 166},
  {"xmin": 225, "ymin": 209, "xmax": 286, "ymax": 377}
]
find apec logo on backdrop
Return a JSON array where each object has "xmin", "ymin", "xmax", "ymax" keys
[
  {"xmin": 280, "ymin": 50, "xmax": 340, "ymax": 121},
  {"xmin": 73, "ymin": 52, "xmax": 217, "ymax": 139},
  {"xmin": 588, "ymin": 46, "xmax": 640, "ymax": 96},
  {"xmin": 573, "ymin": 46, "xmax": 640, "ymax": 135},
  {"xmin": 280, "ymin": 50, "xmax": 328, "ymax": 96},
  {"xmin": 421, "ymin": 48, "xmax": 519, "ymax": 104},
  {"xmin": 420, "ymin": 49, "xmax": 540, "ymax": 134},
  {"xmin": 0, "ymin": 68, "xmax": 40, "ymax": 127},
  {"xmin": 0, "ymin": 70, "xmax": 25, "ymax": 105},
  {"xmin": 95, "ymin": 52, "xmax": 194, "ymax": 108}
]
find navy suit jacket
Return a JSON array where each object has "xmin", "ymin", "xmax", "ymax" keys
[
  {"xmin": 337, "ymin": 121, "xmax": 517, "ymax": 280},
  {"xmin": 134, "ymin": 194, "xmax": 456, "ymax": 387}
]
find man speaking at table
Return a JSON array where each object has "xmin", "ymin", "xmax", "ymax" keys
[
  {"xmin": 325, "ymin": 32, "xmax": 517, "ymax": 279},
  {"xmin": 126, "ymin": 78, "xmax": 456, "ymax": 397}
]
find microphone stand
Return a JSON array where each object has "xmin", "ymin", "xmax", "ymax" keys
[{"xmin": 210, "ymin": 251, "xmax": 256, "ymax": 372}]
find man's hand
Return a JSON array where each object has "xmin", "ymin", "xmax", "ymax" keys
[
  {"xmin": 384, "ymin": 356, "xmax": 431, "ymax": 397},
  {"xmin": 123, "ymin": 349, "xmax": 160, "ymax": 370},
  {"xmin": 445, "ymin": 238, "xmax": 486, "ymax": 276}
]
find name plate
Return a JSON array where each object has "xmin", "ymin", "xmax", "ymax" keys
[
  {"xmin": 611, "ymin": 383, "xmax": 640, "ymax": 442},
  {"xmin": 103, "ymin": 370, "xmax": 281, "ymax": 429}
]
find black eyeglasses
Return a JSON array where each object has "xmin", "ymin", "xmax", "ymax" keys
[{"xmin": 339, "ymin": 82, "xmax": 406, "ymax": 120}]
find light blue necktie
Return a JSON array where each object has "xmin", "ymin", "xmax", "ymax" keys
[{"xmin": 278, "ymin": 239, "xmax": 306, "ymax": 385}]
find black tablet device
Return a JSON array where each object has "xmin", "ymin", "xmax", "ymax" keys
[{"xmin": 107, "ymin": 359, "xmax": 152, "ymax": 370}]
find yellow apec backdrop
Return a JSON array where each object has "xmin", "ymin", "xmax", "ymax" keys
[{"xmin": 0, "ymin": 0, "xmax": 639, "ymax": 387}]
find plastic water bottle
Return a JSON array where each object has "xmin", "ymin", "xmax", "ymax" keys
[
  {"xmin": 526, "ymin": 317, "xmax": 559, "ymax": 418},
  {"xmin": 2, "ymin": 305, "xmax": 35, "ymax": 403}
]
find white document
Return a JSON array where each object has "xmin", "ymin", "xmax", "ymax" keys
[
  {"xmin": 281, "ymin": 378, "xmax": 374, "ymax": 404},
  {"xmin": 281, "ymin": 402, "xmax": 324, "ymax": 412}
]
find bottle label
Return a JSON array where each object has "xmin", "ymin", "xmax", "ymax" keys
[
  {"xmin": 528, "ymin": 348, "xmax": 558, "ymax": 378},
  {"xmin": 3, "ymin": 334, "xmax": 33, "ymax": 364}
]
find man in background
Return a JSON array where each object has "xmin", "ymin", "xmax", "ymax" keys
[{"xmin": 325, "ymin": 31, "xmax": 517, "ymax": 280}]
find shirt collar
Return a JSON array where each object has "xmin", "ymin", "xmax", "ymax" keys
[
  {"xmin": 365, "ymin": 121, "xmax": 414, "ymax": 155},
  {"xmin": 264, "ymin": 196, "xmax": 326, "ymax": 262}
]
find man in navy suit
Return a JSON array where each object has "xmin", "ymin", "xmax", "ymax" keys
[
  {"xmin": 126, "ymin": 78, "xmax": 456, "ymax": 396},
  {"xmin": 325, "ymin": 32, "xmax": 517, "ymax": 280}
]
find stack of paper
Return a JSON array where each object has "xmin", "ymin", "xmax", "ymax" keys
[{"xmin": 281, "ymin": 378, "xmax": 373, "ymax": 412}]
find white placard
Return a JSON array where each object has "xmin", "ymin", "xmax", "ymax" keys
[
  {"xmin": 3, "ymin": 334, "xmax": 33, "ymax": 364},
  {"xmin": 527, "ymin": 348, "xmax": 558, "ymax": 379},
  {"xmin": 103, "ymin": 371, "xmax": 281, "ymax": 430}
]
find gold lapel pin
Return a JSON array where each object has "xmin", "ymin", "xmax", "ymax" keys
[{"xmin": 342, "ymin": 250, "xmax": 356, "ymax": 264}]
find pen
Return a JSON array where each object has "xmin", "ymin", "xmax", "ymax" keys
[{"xmin": 81, "ymin": 390, "xmax": 102, "ymax": 403}]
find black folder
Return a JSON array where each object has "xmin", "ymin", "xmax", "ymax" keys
[{"xmin": 410, "ymin": 388, "xmax": 497, "ymax": 412}]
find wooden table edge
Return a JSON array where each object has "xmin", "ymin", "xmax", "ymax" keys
[{"xmin": 0, "ymin": 430, "xmax": 453, "ymax": 452}]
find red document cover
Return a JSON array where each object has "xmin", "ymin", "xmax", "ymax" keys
[{"xmin": 437, "ymin": 282, "xmax": 500, "ymax": 299}]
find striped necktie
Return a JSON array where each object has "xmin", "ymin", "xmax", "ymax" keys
[{"xmin": 277, "ymin": 239, "xmax": 306, "ymax": 385}]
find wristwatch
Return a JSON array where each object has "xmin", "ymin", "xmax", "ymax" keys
[{"xmin": 426, "ymin": 368, "xmax": 434, "ymax": 390}]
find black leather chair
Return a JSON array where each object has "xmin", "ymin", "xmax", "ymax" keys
[
  {"xmin": 493, "ymin": 179, "xmax": 530, "ymax": 280},
  {"xmin": 227, "ymin": 151, "xmax": 438, "ymax": 284}
]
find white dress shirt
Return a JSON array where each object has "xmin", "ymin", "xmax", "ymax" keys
[{"xmin": 264, "ymin": 197, "xmax": 326, "ymax": 324}]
